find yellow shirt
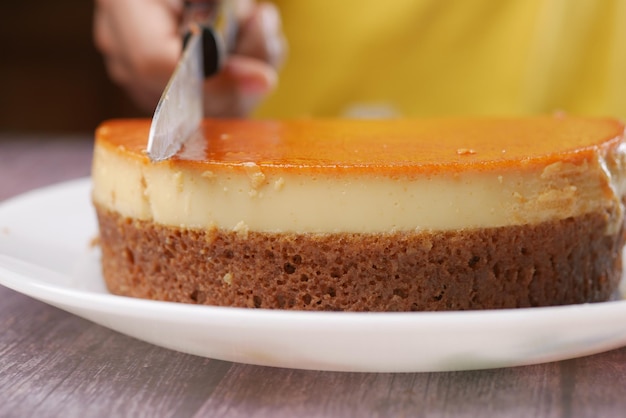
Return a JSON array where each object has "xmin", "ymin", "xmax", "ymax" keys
[{"xmin": 256, "ymin": 0, "xmax": 626, "ymax": 120}]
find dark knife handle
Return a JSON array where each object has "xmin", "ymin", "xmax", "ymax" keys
[
  {"xmin": 182, "ymin": 27, "xmax": 220, "ymax": 77},
  {"xmin": 182, "ymin": 0, "xmax": 238, "ymax": 78}
]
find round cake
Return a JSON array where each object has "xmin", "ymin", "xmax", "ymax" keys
[{"xmin": 91, "ymin": 116, "xmax": 626, "ymax": 311}]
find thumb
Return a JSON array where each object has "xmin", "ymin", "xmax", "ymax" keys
[{"xmin": 203, "ymin": 55, "xmax": 278, "ymax": 117}]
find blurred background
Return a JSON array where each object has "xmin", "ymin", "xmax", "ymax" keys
[{"xmin": 0, "ymin": 1, "xmax": 143, "ymax": 135}]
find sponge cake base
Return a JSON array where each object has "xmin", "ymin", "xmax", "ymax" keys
[{"xmin": 96, "ymin": 204, "xmax": 624, "ymax": 311}]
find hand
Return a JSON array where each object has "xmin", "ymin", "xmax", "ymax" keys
[{"xmin": 94, "ymin": 0, "xmax": 286, "ymax": 117}]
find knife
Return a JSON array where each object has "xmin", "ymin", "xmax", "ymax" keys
[{"xmin": 147, "ymin": 0, "xmax": 237, "ymax": 162}]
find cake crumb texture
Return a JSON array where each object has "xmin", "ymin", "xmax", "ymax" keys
[{"xmin": 95, "ymin": 205, "xmax": 624, "ymax": 311}]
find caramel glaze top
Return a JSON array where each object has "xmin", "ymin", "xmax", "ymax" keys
[{"xmin": 95, "ymin": 116, "xmax": 625, "ymax": 176}]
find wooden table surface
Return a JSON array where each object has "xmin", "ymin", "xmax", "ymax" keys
[{"xmin": 1, "ymin": 135, "xmax": 625, "ymax": 418}]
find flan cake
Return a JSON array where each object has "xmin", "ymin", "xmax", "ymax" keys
[{"xmin": 91, "ymin": 116, "xmax": 626, "ymax": 311}]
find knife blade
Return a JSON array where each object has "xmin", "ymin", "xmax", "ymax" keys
[{"xmin": 147, "ymin": 1, "xmax": 236, "ymax": 162}]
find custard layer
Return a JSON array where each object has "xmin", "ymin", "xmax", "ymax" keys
[{"xmin": 91, "ymin": 117, "xmax": 626, "ymax": 233}]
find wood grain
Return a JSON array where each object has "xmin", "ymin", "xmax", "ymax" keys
[
  {"xmin": 1, "ymin": 137, "xmax": 626, "ymax": 417},
  {"xmin": 0, "ymin": 287, "xmax": 232, "ymax": 418}
]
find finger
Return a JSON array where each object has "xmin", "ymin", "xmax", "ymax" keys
[
  {"xmin": 93, "ymin": 0, "xmax": 184, "ymax": 111},
  {"xmin": 203, "ymin": 55, "xmax": 278, "ymax": 117},
  {"xmin": 226, "ymin": 54, "xmax": 278, "ymax": 94},
  {"xmin": 236, "ymin": 2, "xmax": 287, "ymax": 69},
  {"xmin": 233, "ymin": 0, "xmax": 255, "ymax": 21}
]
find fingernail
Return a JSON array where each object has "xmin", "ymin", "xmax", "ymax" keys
[
  {"xmin": 243, "ymin": 69, "xmax": 278, "ymax": 94},
  {"xmin": 260, "ymin": 3, "xmax": 285, "ymax": 67},
  {"xmin": 226, "ymin": 60, "xmax": 277, "ymax": 94},
  {"xmin": 260, "ymin": 3, "xmax": 281, "ymax": 34}
]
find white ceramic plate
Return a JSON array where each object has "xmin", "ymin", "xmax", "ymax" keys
[{"xmin": 1, "ymin": 178, "xmax": 626, "ymax": 372}]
